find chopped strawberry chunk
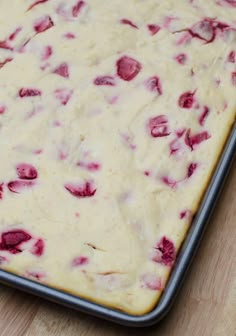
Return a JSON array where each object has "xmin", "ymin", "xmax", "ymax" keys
[
  {"xmin": 147, "ymin": 24, "xmax": 161, "ymax": 35},
  {"xmin": 152, "ymin": 236, "xmax": 176, "ymax": 267},
  {"xmin": 176, "ymin": 128, "xmax": 186, "ymax": 138},
  {"xmin": 120, "ymin": 19, "xmax": 138, "ymax": 29},
  {"xmin": 186, "ymin": 18, "xmax": 230, "ymax": 44},
  {"xmin": 8, "ymin": 27, "xmax": 22, "ymax": 41},
  {"xmin": 185, "ymin": 129, "xmax": 211, "ymax": 150},
  {"xmin": 187, "ymin": 163, "xmax": 198, "ymax": 178},
  {"xmin": 180, "ymin": 211, "xmax": 187, "ymax": 219},
  {"xmin": 0, "ymin": 27, "xmax": 22, "ymax": 50},
  {"xmin": 0, "ymin": 105, "xmax": 6, "ymax": 114},
  {"xmin": 41, "ymin": 45, "xmax": 53, "ymax": 61},
  {"xmin": 53, "ymin": 63, "xmax": 70, "ymax": 78},
  {"xmin": 146, "ymin": 76, "xmax": 162, "ymax": 95},
  {"xmin": 65, "ymin": 181, "xmax": 96, "ymax": 198},
  {"xmin": 179, "ymin": 210, "xmax": 192, "ymax": 220},
  {"xmin": 31, "ymin": 239, "xmax": 45, "ymax": 257},
  {"xmin": 178, "ymin": 91, "xmax": 195, "ymax": 108},
  {"xmin": 72, "ymin": 1, "xmax": 86, "ymax": 17},
  {"xmin": 0, "ymin": 40, "xmax": 13, "ymax": 50},
  {"xmin": 169, "ymin": 138, "xmax": 181, "ymax": 155},
  {"xmin": 34, "ymin": 16, "xmax": 54, "ymax": 33},
  {"xmin": 64, "ymin": 32, "xmax": 76, "ymax": 39},
  {"xmin": 228, "ymin": 51, "xmax": 235, "ymax": 63},
  {"xmin": 0, "ymin": 229, "xmax": 32, "ymax": 254},
  {"xmin": 116, "ymin": 56, "xmax": 142, "ymax": 81},
  {"xmin": 72, "ymin": 256, "xmax": 89, "ymax": 266},
  {"xmin": 94, "ymin": 76, "xmax": 116, "ymax": 86},
  {"xmin": 175, "ymin": 53, "xmax": 187, "ymax": 65},
  {"xmin": 16, "ymin": 163, "xmax": 38, "ymax": 180},
  {"xmin": 161, "ymin": 176, "xmax": 177, "ymax": 188},
  {"xmin": 54, "ymin": 88, "xmax": 73, "ymax": 105},
  {"xmin": 220, "ymin": 0, "xmax": 236, "ymax": 7},
  {"xmin": 148, "ymin": 115, "xmax": 170, "ymax": 138},
  {"xmin": 0, "ymin": 183, "xmax": 4, "ymax": 200},
  {"xmin": 141, "ymin": 273, "xmax": 163, "ymax": 291},
  {"xmin": 77, "ymin": 161, "xmax": 101, "ymax": 172},
  {"xmin": 199, "ymin": 106, "xmax": 210, "ymax": 126},
  {"xmin": 231, "ymin": 72, "xmax": 236, "ymax": 86},
  {"xmin": 0, "ymin": 58, "xmax": 13, "ymax": 69},
  {"xmin": 26, "ymin": 271, "xmax": 46, "ymax": 281},
  {"xmin": 7, "ymin": 180, "xmax": 35, "ymax": 193},
  {"xmin": 19, "ymin": 88, "xmax": 42, "ymax": 97}
]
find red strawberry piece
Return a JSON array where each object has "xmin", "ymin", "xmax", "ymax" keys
[
  {"xmin": 41, "ymin": 45, "xmax": 53, "ymax": 61},
  {"xmin": 31, "ymin": 239, "xmax": 44, "ymax": 257},
  {"xmin": 199, "ymin": 106, "xmax": 210, "ymax": 126},
  {"xmin": 180, "ymin": 210, "xmax": 187, "ymax": 219},
  {"xmin": 0, "ymin": 105, "xmax": 6, "ymax": 114},
  {"xmin": 34, "ymin": 16, "xmax": 54, "ymax": 34},
  {"xmin": 0, "ymin": 58, "xmax": 13, "ymax": 69},
  {"xmin": 161, "ymin": 176, "xmax": 177, "ymax": 188},
  {"xmin": 152, "ymin": 236, "xmax": 176, "ymax": 266},
  {"xmin": 64, "ymin": 32, "xmax": 76, "ymax": 39},
  {"xmin": 94, "ymin": 76, "xmax": 116, "ymax": 86},
  {"xmin": 0, "ymin": 183, "xmax": 4, "ymax": 200},
  {"xmin": 187, "ymin": 162, "xmax": 198, "ymax": 178},
  {"xmin": 65, "ymin": 181, "xmax": 96, "ymax": 198},
  {"xmin": 231, "ymin": 72, "xmax": 236, "ymax": 86},
  {"xmin": 58, "ymin": 148, "xmax": 68, "ymax": 160},
  {"xmin": 221, "ymin": 0, "xmax": 236, "ymax": 7},
  {"xmin": 9, "ymin": 27, "xmax": 22, "ymax": 41},
  {"xmin": 228, "ymin": 51, "xmax": 235, "ymax": 63},
  {"xmin": 169, "ymin": 138, "xmax": 181, "ymax": 155},
  {"xmin": 178, "ymin": 91, "xmax": 195, "ymax": 108},
  {"xmin": 33, "ymin": 149, "xmax": 43, "ymax": 155},
  {"xmin": 72, "ymin": 256, "xmax": 89, "ymax": 267},
  {"xmin": 146, "ymin": 76, "xmax": 162, "ymax": 95},
  {"xmin": 77, "ymin": 161, "xmax": 101, "ymax": 172},
  {"xmin": 176, "ymin": 128, "xmax": 186, "ymax": 138},
  {"xmin": 175, "ymin": 53, "xmax": 187, "ymax": 65},
  {"xmin": 147, "ymin": 24, "xmax": 161, "ymax": 36},
  {"xmin": 116, "ymin": 56, "xmax": 142, "ymax": 81},
  {"xmin": 189, "ymin": 19, "xmax": 215, "ymax": 43},
  {"xmin": 179, "ymin": 210, "xmax": 192, "ymax": 220},
  {"xmin": 53, "ymin": 63, "xmax": 69, "ymax": 78},
  {"xmin": 0, "ymin": 40, "xmax": 13, "ymax": 50},
  {"xmin": 19, "ymin": 88, "xmax": 42, "ymax": 97},
  {"xmin": 26, "ymin": 271, "xmax": 46, "ymax": 280},
  {"xmin": 0, "ymin": 229, "xmax": 32, "ymax": 254},
  {"xmin": 185, "ymin": 129, "xmax": 211, "ymax": 150},
  {"xmin": 187, "ymin": 18, "xmax": 230, "ymax": 44},
  {"xmin": 148, "ymin": 115, "xmax": 170, "ymax": 138},
  {"xmin": 27, "ymin": 0, "xmax": 49, "ymax": 11},
  {"xmin": 72, "ymin": 1, "xmax": 86, "ymax": 17},
  {"xmin": 54, "ymin": 88, "xmax": 73, "ymax": 105},
  {"xmin": 7, "ymin": 180, "xmax": 35, "ymax": 193},
  {"xmin": 16, "ymin": 163, "xmax": 38, "ymax": 180},
  {"xmin": 120, "ymin": 19, "xmax": 138, "ymax": 29},
  {"xmin": 86, "ymin": 163, "xmax": 100, "ymax": 171},
  {"xmin": 141, "ymin": 273, "xmax": 163, "ymax": 291}
]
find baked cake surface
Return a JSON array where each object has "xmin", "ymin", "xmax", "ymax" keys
[{"xmin": 0, "ymin": 0, "xmax": 235, "ymax": 315}]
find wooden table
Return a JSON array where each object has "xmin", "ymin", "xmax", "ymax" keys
[{"xmin": 0, "ymin": 162, "xmax": 235, "ymax": 336}]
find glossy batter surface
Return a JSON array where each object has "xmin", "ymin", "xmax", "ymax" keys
[{"xmin": 0, "ymin": 0, "xmax": 235, "ymax": 315}]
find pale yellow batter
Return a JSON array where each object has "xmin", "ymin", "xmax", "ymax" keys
[{"xmin": 0, "ymin": 0, "xmax": 235, "ymax": 315}]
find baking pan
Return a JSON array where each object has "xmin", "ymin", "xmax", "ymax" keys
[{"xmin": 0, "ymin": 125, "xmax": 235, "ymax": 327}]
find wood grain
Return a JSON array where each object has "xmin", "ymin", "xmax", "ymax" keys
[{"xmin": 0, "ymin": 162, "xmax": 235, "ymax": 336}]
